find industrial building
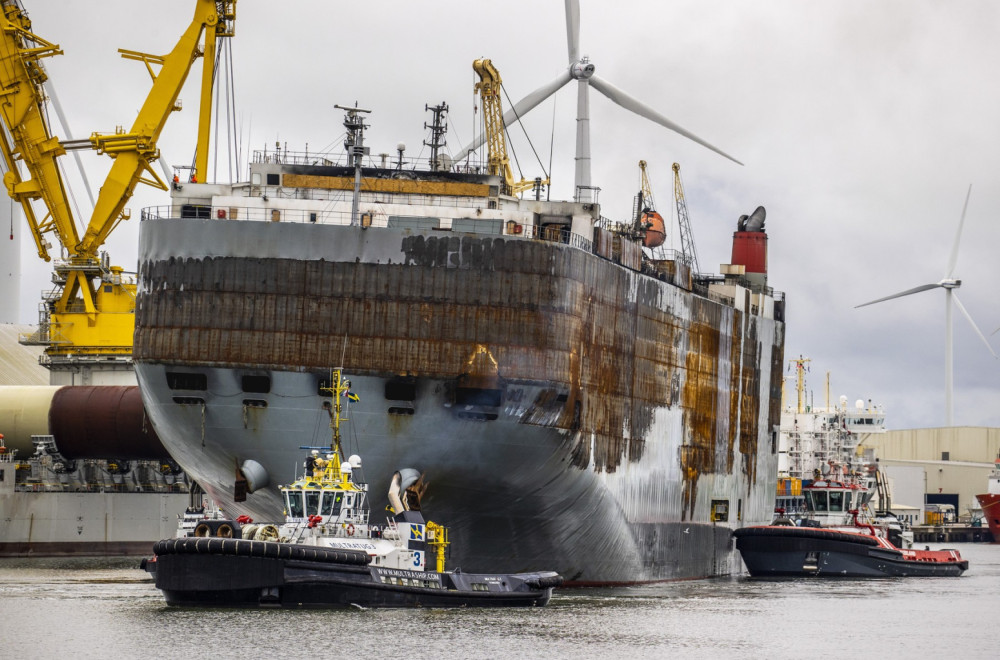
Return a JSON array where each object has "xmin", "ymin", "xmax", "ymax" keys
[{"xmin": 860, "ymin": 427, "xmax": 1000, "ymax": 523}]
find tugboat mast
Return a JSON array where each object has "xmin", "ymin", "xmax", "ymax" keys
[
  {"xmin": 320, "ymin": 368, "xmax": 350, "ymax": 464},
  {"xmin": 336, "ymin": 104, "xmax": 371, "ymax": 226}
]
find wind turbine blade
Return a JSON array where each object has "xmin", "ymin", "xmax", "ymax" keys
[
  {"xmin": 952, "ymin": 292, "xmax": 999, "ymax": 358},
  {"xmin": 46, "ymin": 81, "xmax": 95, "ymax": 211},
  {"xmin": 589, "ymin": 74, "xmax": 743, "ymax": 165},
  {"xmin": 946, "ymin": 184, "xmax": 971, "ymax": 278},
  {"xmin": 565, "ymin": 0, "xmax": 580, "ymax": 65},
  {"xmin": 855, "ymin": 283, "xmax": 942, "ymax": 308},
  {"xmin": 451, "ymin": 70, "xmax": 573, "ymax": 165},
  {"xmin": 507, "ymin": 70, "xmax": 574, "ymax": 127}
]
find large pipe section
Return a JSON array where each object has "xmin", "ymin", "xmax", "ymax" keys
[{"xmin": 0, "ymin": 385, "xmax": 170, "ymax": 459}]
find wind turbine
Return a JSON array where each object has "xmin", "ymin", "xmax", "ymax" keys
[
  {"xmin": 855, "ymin": 185, "xmax": 997, "ymax": 427},
  {"xmin": 451, "ymin": 0, "xmax": 741, "ymax": 202}
]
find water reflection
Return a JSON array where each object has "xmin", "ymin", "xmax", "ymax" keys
[{"xmin": 0, "ymin": 544, "xmax": 997, "ymax": 659}]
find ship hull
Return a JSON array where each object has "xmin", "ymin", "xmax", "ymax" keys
[
  {"xmin": 133, "ymin": 216, "xmax": 785, "ymax": 584},
  {"xmin": 975, "ymin": 493, "xmax": 1000, "ymax": 543},
  {"xmin": 0, "ymin": 490, "xmax": 189, "ymax": 557}
]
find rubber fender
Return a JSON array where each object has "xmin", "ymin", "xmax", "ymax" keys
[
  {"xmin": 732, "ymin": 525, "xmax": 881, "ymax": 547},
  {"xmin": 524, "ymin": 575, "xmax": 564, "ymax": 590},
  {"xmin": 152, "ymin": 537, "xmax": 370, "ymax": 566}
]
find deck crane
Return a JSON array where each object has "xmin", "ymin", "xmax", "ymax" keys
[
  {"xmin": 672, "ymin": 162, "xmax": 700, "ymax": 274},
  {"xmin": 0, "ymin": 0, "xmax": 236, "ymax": 375},
  {"xmin": 472, "ymin": 59, "xmax": 549, "ymax": 197}
]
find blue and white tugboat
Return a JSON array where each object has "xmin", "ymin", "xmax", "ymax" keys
[{"xmin": 145, "ymin": 369, "xmax": 562, "ymax": 608}]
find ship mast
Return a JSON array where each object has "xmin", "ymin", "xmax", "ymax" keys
[
  {"xmin": 423, "ymin": 102, "xmax": 448, "ymax": 171},
  {"xmin": 791, "ymin": 356, "xmax": 811, "ymax": 414},
  {"xmin": 336, "ymin": 104, "xmax": 371, "ymax": 226},
  {"xmin": 320, "ymin": 368, "xmax": 350, "ymax": 468}
]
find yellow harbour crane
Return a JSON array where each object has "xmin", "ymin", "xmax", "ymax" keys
[
  {"xmin": 0, "ymin": 0, "xmax": 235, "ymax": 372},
  {"xmin": 638, "ymin": 159, "xmax": 655, "ymax": 212},
  {"xmin": 472, "ymin": 58, "xmax": 549, "ymax": 197},
  {"xmin": 672, "ymin": 162, "xmax": 700, "ymax": 274}
]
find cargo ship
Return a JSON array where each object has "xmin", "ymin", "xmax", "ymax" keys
[{"xmin": 132, "ymin": 96, "xmax": 785, "ymax": 583}]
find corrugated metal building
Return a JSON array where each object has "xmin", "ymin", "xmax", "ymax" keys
[
  {"xmin": 860, "ymin": 427, "xmax": 1000, "ymax": 521},
  {"xmin": 0, "ymin": 324, "xmax": 48, "ymax": 386}
]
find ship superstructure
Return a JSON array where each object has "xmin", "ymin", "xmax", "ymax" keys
[{"xmin": 776, "ymin": 357, "xmax": 886, "ymax": 512}]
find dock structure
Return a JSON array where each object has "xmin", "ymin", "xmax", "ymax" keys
[{"xmin": 910, "ymin": 525, "xmax": 994, "ymax": 544}]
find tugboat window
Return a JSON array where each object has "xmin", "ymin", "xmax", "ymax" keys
[
  {"xmin": 828, "ymin": 491, "xmax": 844, "ymax": 512},
  {"xmin": 305, "ymin": 491, "xmax": 320, "ymax": 516},
  {"xmin": 810, "ymin": 491, "xmax": 828, "ymax": 512},
  {"xmin": 321, "ymin": 493, "xmax": 343, "ymax": 516},
  {"xmin": 286, "ymin": 491, "xmax": 304, "ymax": 518}
]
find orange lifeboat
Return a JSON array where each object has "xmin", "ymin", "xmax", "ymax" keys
[{"xmin": 641, "ymin": 211, "xmax": 666, "ymax": 248}]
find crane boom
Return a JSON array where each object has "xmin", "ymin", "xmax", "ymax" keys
[
  {"xmin": 0, "ymin": 0, "xmax": 237, "ymax": 366},
  {"xmin": 81, "ymin": 0, "xmax": 236, "ymax": 256},
  {"xmin": 0, "ymin": 2, "xmax": 77, "ymax": 261},
  {"xmin": 195, "ymin": 0, "xmax": 236, "ymax": 183},
  {"xmin": 673, "ymin": 162, "xmax": 700, "ymax": 274},
  {"xmin": 472, "ymin": 58, "xmax": 548, "ymax": 196},
  {"xmin": 638, "ymin": 160, "xmax": 654, "ymax": 212}
]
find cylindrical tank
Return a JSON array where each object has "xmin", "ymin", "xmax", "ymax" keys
[
  {"xmin": 49, "ymin": 386, "xmax": 170, "ymax": 460},
  {"xmin": 731, "ymin": 231, "xmax": 768, "ymax": 274},
  {"xmin": 0, "ymin": 386, "xmax": 60, "ymax": 455},
  {"xmin": 0, "ymin": 385, "xmax": 170, "ymax": 459},
  {"xmin": 640, "ymin": 211, "xmax": 666, "ymax": 248}
]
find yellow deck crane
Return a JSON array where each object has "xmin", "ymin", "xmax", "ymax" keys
[
  {"xmin": 638, "ymin": 159, "xmax": 656, "ymax": 212},
  {"xmin": 672, "ymin": 162, "xmax": 700, "ymax": 274},
  {"xmin": 0, "ymin": 0, "xmax": 235, "ymax": 375},
  {"xmin": 472, "ymin": 59, "xmax": 549, "ymax": 197}
]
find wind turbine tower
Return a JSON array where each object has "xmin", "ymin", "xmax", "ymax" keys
[{"xmin": 856, "ymin": 186, "xmax": 997, "ymax": 426}]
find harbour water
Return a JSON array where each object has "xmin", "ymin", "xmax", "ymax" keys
[{"xmin": 1, "ymin": 543, "xmax": 996, "ymax": 659}]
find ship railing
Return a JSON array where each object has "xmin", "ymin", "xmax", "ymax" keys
[
  {"xmin": 248, "ymin": 186, "xmax": 500, "ymax": 210},
  {"xmin": 516, "ymin": 223, "xmax": 593, "ymax": 251},
  {"xmin": 251, "ymin": 148, "xmax": 496, "ymax": 174}
]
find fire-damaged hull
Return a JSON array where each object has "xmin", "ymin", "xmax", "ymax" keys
[{"xmin": 133, "ymin": 214, "xmax": 784, "ymax": 584}]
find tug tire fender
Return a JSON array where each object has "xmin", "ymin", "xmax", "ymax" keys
[
  {"xmin": 524, "ymin": 574, "xmax": 564, "ymax": 590},
  {"xmin": 153, "ymin": 538, "xmax": 370, "ymax": 566}
]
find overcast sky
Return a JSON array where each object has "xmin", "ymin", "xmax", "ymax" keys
[{"xmin": 9, "ymin": 0, "xmax": 1000, "ymax": 430}]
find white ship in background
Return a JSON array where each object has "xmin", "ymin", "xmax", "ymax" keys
[{"xmin": 776, "ymin": 356, "xmax": 886, "ymax": 512}]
